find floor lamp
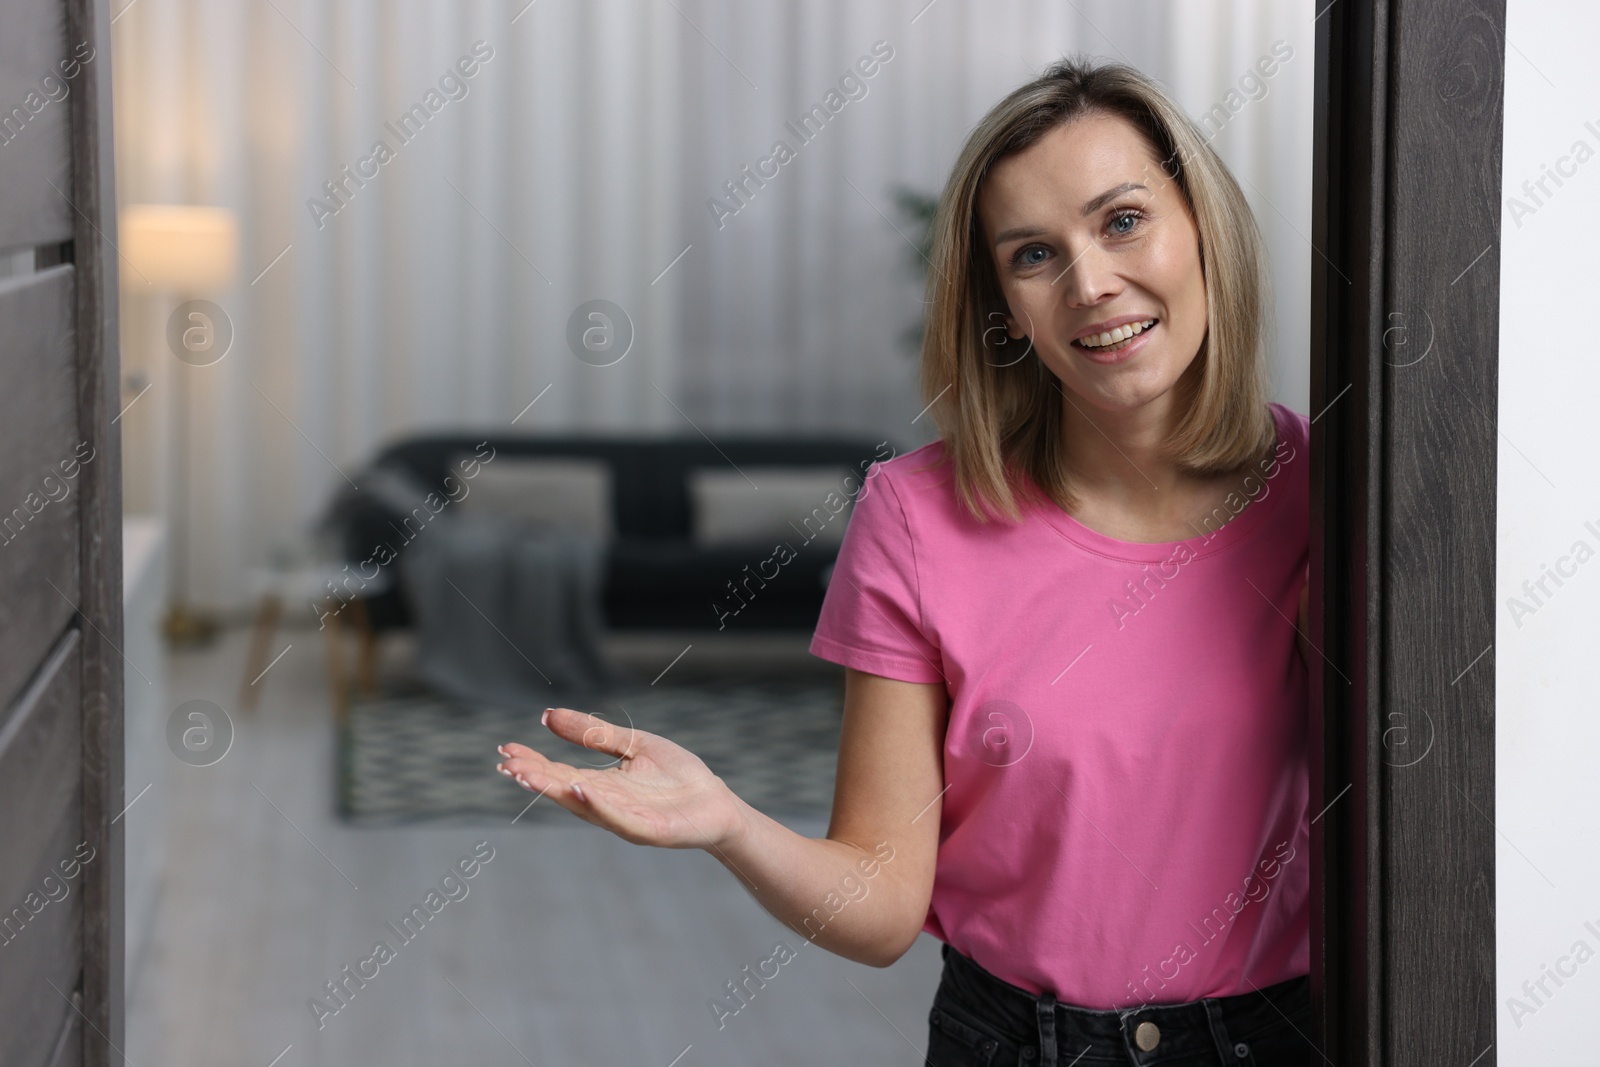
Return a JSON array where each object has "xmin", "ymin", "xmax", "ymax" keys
[{"xmin": 121, "ymin": 205, "xmax": 239, "ymax": 647}]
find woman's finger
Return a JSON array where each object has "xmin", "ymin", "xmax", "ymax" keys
[
  {"xmin": 495, "ymin": 744, "xmax": 555, "ymax": 778},
  {"xmin": 497, "ymin": 749, "xmax": 580, "ymax": 797},
  {"xmin": 496, "ymin": 755, "xmax": 645, "ymax": 836},
  {"xmin": 496, "ymin": 743, "xmax": 588, "ymax": 785},
  {"xmin": 539, "ymin": 706, "xmax": 646, "ymax": 761},
  {"xmin": 498, "ymin": 741, "xmax": 539, "ymax": 760}
]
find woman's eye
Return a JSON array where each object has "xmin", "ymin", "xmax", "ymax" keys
[
  {"xmin": 1014, "ymin": 245, "xmax": 1050, "ymax": 268},
  {"xmin": 1108, "ymin": 210, "xmax": 1143, "ymax": 236}
]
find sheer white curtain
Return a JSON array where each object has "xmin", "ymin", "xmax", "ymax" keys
[{"xmin": 111, "ymin": 0, "xmax": 1312, "ymax": 613}]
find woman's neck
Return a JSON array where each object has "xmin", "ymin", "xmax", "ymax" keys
[{"xmin": 1057, "ymin": 390, "xmax": 1194, "ymax": 502}]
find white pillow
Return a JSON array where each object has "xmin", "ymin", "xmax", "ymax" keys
[
  {"xmin": 454, "ymin": 456, "xmax": 612, "ymax": 539},
  {"xmin": 689, "ymin": 466, "xmax": 855, "ymax": 547}
]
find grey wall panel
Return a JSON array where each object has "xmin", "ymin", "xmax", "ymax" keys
[{"xmin": 0, "ymin": 266, "xmax": 80, "ymax": 713}]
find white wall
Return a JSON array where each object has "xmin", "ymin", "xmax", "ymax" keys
[
  {"xmin": 1496, "ymin": 0, "xmax": 1600, "ymax": 1059},
  {"xmin": 110, "ymin": 0, "xmax": 1312, "ymax": 614},
  {"xmin": 122, "ymin": 519, "xmax": 168, "ymax": 997}
]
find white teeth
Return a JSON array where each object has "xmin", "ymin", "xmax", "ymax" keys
[{"xmin": 1079, "ymin": 319, "xmax": 1156, "ymax": 349}]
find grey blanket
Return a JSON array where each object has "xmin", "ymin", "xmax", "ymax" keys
[
  {"xmin": 400, "ymin": 511, "xmax": 615, "ymax": 709},
  {"xmin": 318, "ymin": 461, "xmax": 616, "ymax": 708}
]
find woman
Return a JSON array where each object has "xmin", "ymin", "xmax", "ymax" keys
[{"xmin": 497, "ymin": 56, "xmax": 1316, "ymax": 1066}]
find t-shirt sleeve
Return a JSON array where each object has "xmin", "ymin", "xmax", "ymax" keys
[{"xmin": 809, "ymin": 466, "xmax": 946, "ymax": 684}]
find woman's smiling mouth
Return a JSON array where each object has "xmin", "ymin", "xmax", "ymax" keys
[{"xmin": 1072, "ymin": 317, "xmax": 1159, "ymax": 355}]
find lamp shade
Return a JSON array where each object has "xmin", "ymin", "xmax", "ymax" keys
[{"xmin": 121, "ymin": 204, "xmax": 239, "ymax": 292}]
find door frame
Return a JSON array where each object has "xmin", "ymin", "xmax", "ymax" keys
[
  {"xmin": 68, "ymin": 0, "xmax": 125, "ymax": 1062},
  {"xmin": 1309, "ymin": 0, "xmax": 1503, "ymax": 1062}
]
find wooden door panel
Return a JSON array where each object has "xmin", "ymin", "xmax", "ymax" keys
[
  {"xmin": 0, "ymin": 630, "xmax": 84, "ymax": 1067},
  {"xmin": 45, "ymin": 1009, "xmax": 82, "ymax": 1067},
  {"xmin": 0, "ymin": 0, "xmax": 121, "ymax": 1063},
  {"xmin": 0, "ymin": 0, "xmax": 75, "ymax": 248},
  {"xmin": 0, "ymin": 807, "xmax": 84, "ymax": 1067},
  {"xmin": 0, "ymin": 266, "xmax": 80, "ymax": 712},
  {"xmin": 1311, "ymin": 1, "xmax": 1503, "ymax": 1061}
]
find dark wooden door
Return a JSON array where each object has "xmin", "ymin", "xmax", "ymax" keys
[
  {"xmin": 0, "ymin": 0, "xmax": 123, "ymax": 1064},
  {"xmin": 1310, "ymin": 0, "xmax": 1503, "ymax": 1063}
]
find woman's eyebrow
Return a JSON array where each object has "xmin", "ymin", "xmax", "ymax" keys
[
  {"xmin": 1080, "ymin": 181, "xmax": 1148, "ymax": 216},
  {"xmin": 993, "ymin": 224, "xmax": 1045, "ymax": 247},
  {"xmin": 992, "ymin": 181, "xmax": 1152, "ymax": 247}
]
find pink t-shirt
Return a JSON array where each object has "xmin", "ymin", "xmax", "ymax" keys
[{"xmin": 810, "ymin": 401, "xmax": 1310, "ymax": 1010}]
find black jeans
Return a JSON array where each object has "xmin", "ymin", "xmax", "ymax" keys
[{"xmin": 925, "ymin": 944, "xmax": 1320, "ymax": 1066}]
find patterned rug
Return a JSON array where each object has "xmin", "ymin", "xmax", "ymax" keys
[{"xmin": 336, "ymin": 676, "xmax": 844, "ymax": 825}]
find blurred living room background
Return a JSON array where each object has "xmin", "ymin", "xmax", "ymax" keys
[{"xmin": 108, "ymin": 1, "xmax": 1313, "ymax": 1063}]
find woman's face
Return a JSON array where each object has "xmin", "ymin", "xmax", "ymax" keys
[{"xmin": 977, "ymin": 111, "xmax": 1208, "ymax": 415}]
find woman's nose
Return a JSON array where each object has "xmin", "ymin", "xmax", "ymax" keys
[{"xmin": 1057, "ymin": 242, "xmax": 1121, "ymax": 306}]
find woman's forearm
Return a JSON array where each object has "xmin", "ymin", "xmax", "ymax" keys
[{"xmin": 704, "ymin": 791, "xmax": 919, "ymax": 968}]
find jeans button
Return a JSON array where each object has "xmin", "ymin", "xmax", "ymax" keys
[
  {"xmin": 1134, "ymin": 1020, "xmax": 1161, "ymax": 1051},
  {"xmin": 1022, "ymin": 1047, "xmax": 1036, "ymax": 1060},
  {"xmin": 1235, "ymin": 1041, "xmax": 1250, "ymax": 1058},
  {"xmin": 982, "ymin": 1039, "xmax": 998, "ymax": 1054}
]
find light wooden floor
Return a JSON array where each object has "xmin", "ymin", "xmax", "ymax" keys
[{"xmin": 125, "ymin": 624, "xmax": 943, "ymax": 1066}]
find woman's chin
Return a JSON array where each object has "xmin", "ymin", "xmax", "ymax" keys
[{"xmin": 1053, "ymin": 367, "xmax": 1182, "ymax": 411}]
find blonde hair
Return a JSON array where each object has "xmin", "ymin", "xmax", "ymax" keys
[{"xmin": 916, "ymin": 55, "xmax": 1276, "ymax": 524}]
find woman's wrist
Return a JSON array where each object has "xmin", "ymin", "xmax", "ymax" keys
[{"xmin": 700, "ymin": 778, "xmax": 761, "ymax": 858}]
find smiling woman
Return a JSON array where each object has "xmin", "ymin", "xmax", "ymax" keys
[
  {"xmin": 496, "ymin": 53, "xmax": 1315, "ymax": 1067},
  {"xmin": 868, "ymin": 57, "xmax": 1315, "ymax": 1063},
  {"xmin": 923, "ymin": 66, "xmax": 1278, "ymax": 535}
]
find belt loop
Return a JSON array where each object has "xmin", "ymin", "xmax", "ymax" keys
[
  {"xmin": 1036, "ymin": 991, "xmax": 1058, "ymax": 1064},
  {"xmin": 1201, "ymin": 998, "xmax": 1235, "ymax": 1063}
]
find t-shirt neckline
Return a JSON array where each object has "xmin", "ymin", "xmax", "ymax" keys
[{"xmin": 1029, "ymin": 402, "xmax": 1290, "ymax": 564}]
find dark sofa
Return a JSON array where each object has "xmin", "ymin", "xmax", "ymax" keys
[{"xmin": 325, "ymin": 433, "xmax": 892, "ymax": 634}]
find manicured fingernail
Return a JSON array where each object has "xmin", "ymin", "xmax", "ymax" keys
[
  {"xmin": 571, "ymin": 782, "xmax": 587, "ymax": 802},
  {"xmin": 540, "ymin": 709, "xmax": 550, "ymax": 726},
  {"xmin": 516, "ymin": 775, "xmax": 530, "ymax": 789},
  {"xmin": 497, "ymin": 745, "xmax": 508, "ymax": 756},
  {"xmin": 497, "ymin": 765, "xmax": 512, "ymax": 777}
]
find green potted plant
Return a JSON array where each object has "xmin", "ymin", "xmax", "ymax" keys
[{"xmin": 890, "ymin": 184, "xmax": 941, "ymax": 356}]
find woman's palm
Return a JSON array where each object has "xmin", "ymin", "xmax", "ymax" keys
[{"xmin": 497, "ymin": 707, "xmax": 741, "ymax": 851}]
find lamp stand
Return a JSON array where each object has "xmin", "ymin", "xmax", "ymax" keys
[{"xmin": 161, "ymin": 305, "xmax": 219, "ymax": 648}]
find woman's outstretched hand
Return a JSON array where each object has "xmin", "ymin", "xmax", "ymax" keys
[{"xmin": 496, "ymin": 706, "xmax": 749, "ymax": 852}]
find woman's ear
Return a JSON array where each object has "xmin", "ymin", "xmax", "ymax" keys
[
  {"xmin": 1003, "ymin": 303, "xmax": 1036, "ymax": 341},
  {"xmin": 982, "ymin": 308, "xmax": 1026, "ymax": 348}
]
